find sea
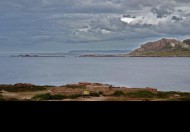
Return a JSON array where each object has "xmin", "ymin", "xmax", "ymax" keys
[{"xmin": 0, "ymin": 52, "xmax": 190, "ymax": 92}]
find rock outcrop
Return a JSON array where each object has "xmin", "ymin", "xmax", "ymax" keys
[{"xmin": 129, "ymin": 38, "xmax": 190, "ymax": 56}]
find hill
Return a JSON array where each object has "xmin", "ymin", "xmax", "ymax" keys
[{"xmin": 129, "ymin": 38, "xmax": 190, "ymax": 57}]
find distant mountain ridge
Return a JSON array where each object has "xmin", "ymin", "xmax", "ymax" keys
[
  {"xmin": 129, "ymin": 38, "xmax": 190, "ymax": 57},
  {"xmin": 66, "ymin": 50, "xmax": 131, "ymax": 55}
]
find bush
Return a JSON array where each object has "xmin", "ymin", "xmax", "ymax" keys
[
  {"xmin": 68, "ymin": 94, "xmax": 81, "ymax": 99},
  {"xmin": 113, "ymin": 91, "xmax": 125, "ymax": 96},
  {"xmin": 156, "ymin": 92, "xmax": 172, "ymax": 98},
  {"xmin": 51, "ymin": 94, "xmax": 66, "ymax": 100},
  {"xmin": 5, "ymin": 98, "xmax": 19, "ymax": 101},
  {"xmin": 0, "ymin": 92, "xmax": 4, "ymax": 101},
  {"xmin": 126, "ymin": 91, "xmax": 156, "ymax": 98},
  {"xmin": 90, "ymin": 92, "xmax": 100, "ymax": 97},
  {"xmin": 99, "ymin": 91, "xmax": 103, "ymax": 95},
  {"xmin": 0, "ymin": 96, "xmax": 4, "ymax": 101},
  {"xmin": 32, "ymin": 93, "xmax": 51, "ymax": 101}
]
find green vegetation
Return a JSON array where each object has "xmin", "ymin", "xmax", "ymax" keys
[
  {"xmin": 140, "ymin": 50, "xmax": 190, "ymax": 57},
  {"xmin": 169, "ymin": 92, "xmax": 190, "ymax": 101},
  {"xmin": 32, "ymin": 93, "xmax": 82, "ymax": 100},
  {"xmin": 51, "ymin": 94, "xmax": 66, "ymax": 100},
  {"xmin": 5, "ymin": 98, "xmax": 19, "ymax": 101},
  {"xmin": 90, "ymin": 92, "xmax": 100, "ymax": 97},
  {"xmin": 99, "ymin": 91, "xmax": 103, "ymax": 95},
  {"xmin": 68, "ymin": 94, "xmax": 82, "ymax": 99},
  {"xmin": 125, "ymin": 91, "xmax": 156, "ymax": 98},
  {"xmin": 32, "ymin": 93, "xmax": 51, "ymax": 101},
  {"xmin": 0, "ymin": 95, "xmax": 4, "ymax": 101},
  {"xmin": 113, "ymin": 91, "xmax": 125, "ymax": 96},
  {"xmin": 0, "ymin": 89, "xmax": 4, "ymax": 101},
  {"xmin": 0, "ymin": 85, "xmax": 48, "ymax": 92}
]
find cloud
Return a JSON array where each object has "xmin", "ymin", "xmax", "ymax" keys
[
  {"xmin": 1, "ymin": 0, "xmax": 190, "ymax": 52},
  {"xmin": 151, "ymin": 8, "xmax": 172, "ymax": 18}
]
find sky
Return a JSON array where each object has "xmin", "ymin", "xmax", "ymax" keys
[{"xmin": 0, "ymin": 0, "xmax": 190, "ymax": 53}]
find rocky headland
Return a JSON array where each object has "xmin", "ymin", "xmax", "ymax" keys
[{"xmin": 128, "ymin": 38, "xmax": 190, "ymax": 57}]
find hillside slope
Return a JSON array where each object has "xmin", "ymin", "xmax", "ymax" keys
[{"xmin": 129, "ymin": 38, "xmax": 190, "ymax": 57}]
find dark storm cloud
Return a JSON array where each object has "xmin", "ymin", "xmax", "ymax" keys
[{"xmin": 151, "ymin": 8, "xmax": 172, "ymax": 18}]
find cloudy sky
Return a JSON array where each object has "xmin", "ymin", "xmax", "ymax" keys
[{"xmin": 1, "ymin": 0, "xmax": 190, "ymax": 52}]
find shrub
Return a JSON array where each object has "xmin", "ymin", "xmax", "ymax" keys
[
  {"xmin": 177, "ymin": 97, "xmax": 190, "ymax": 101},
  {"xmin": 126, "ymin": 91, "xmax": 156, "ymax": 98},
  {"xmin": 99, "ymin": 91, "xmax": 103, "ymax": 95},
  {"xmin": 156, "ymin": 92, "xmax": 172, "ymax": 98},
  {"xmin": 90, "ymin": 92, "xmax": 100, "ymax": 97},
  {"xmin": 5, "ymin": 98, "xmax": 19, "ymax": 101},
  {"xmin": 32, "ymin": 93, "xmax": 51, "ymax": 101},
  {"xmin": 0, "ymin": 92, "xmax": 4, "ymax": 101},
  {"xmin": 0, "ymin": 96, "xmax": 4, "ymax": 101},
  {"xmin": 51, "ymin": 94, "xmax": 66, "ymax": 100},
  {"xmin": 113, "ymin": 91, "xmax": 125, "ymax": 96},
  {"xmin": 68, "ymin": 94, "xmax": 81, "ymax": 99}
]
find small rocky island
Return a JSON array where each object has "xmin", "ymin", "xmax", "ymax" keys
[
  {"xmin": 11, "ymin": 54, "xmax": 65, "ymax": 57},
  {"xmin": 128, "ymin": 38, "xmax": 190, "ymax": 57},
  {"xmin": 1, "ymin": 82, "xmax": 190, "ymax": 101}
]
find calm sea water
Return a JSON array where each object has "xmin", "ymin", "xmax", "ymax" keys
[{"xmin": 0, "ymin": 55, "xmax": 190, "ymax": 92}]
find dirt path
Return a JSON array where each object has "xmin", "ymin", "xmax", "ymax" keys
[{"xmin": 77, "ymin": 96, "xmax": 109, "ymax": 101}]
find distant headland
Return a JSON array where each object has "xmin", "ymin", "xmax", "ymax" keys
[{"xmin": 128, "ymin": 38, "xmax": 190, "ymax": 57}]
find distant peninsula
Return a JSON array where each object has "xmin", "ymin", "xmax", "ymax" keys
[{"xmin": 128, "ymin": 38, "xmax": 190, "ymax": 57}]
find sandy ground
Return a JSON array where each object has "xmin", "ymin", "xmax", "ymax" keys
[
  {"xmin": 61, "ymin": 96, "xmax": 109, "ymax": 101},
  {"xmin": 2, "ymin": 90, "xmax": 49, "ymax": 100},
  {"xmin": 76, "ymin": 96, "xmax": 109, "ymax": 101},
  {"xmin": 1, "ymin": 90, "xmax": 171, "ymax": 101},
  {"xmin": 2, "ymin": 90, "xmax": 109, "ymax": 101}
]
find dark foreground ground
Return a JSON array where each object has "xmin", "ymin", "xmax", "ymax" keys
[{"xmin": 1, "ymin": 82, "xmax": 190, "ymax": 101}]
